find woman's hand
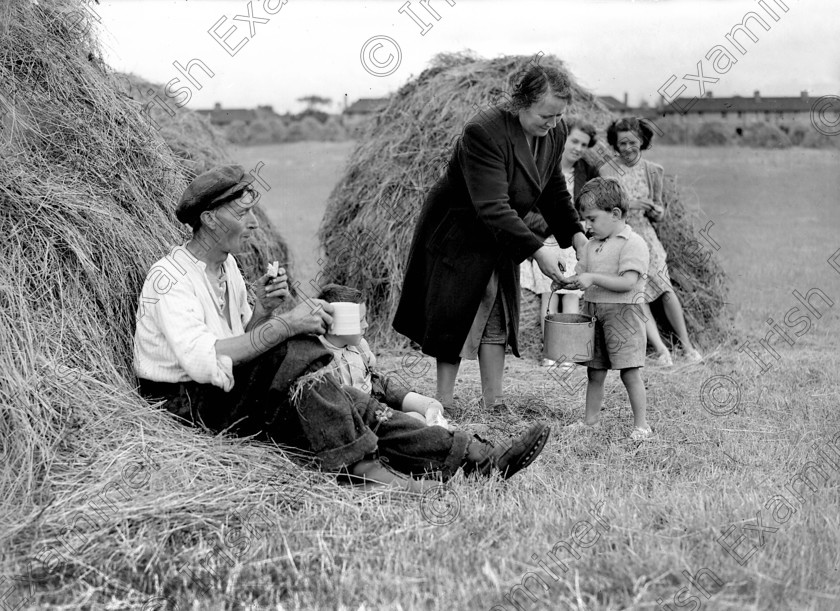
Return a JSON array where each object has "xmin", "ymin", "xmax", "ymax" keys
[
  {"xmin": 254, "ymin": 267, "xmax": 290, "ymax": 313},
  {"xmin": 629, "ymin": 199, "xmax": 654, "ymax": 211},
  {"xmin": 533, "ymin": 245, "xmax": 565, "ymax": 283}
]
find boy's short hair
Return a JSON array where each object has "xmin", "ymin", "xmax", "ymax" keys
[
  {"xmin": 576, "ymin": 177, "xmax": 628, "ymax": 217},
  {"xmin": 318, "ymin": 283, "xmax": 363, "ymax": 304}
]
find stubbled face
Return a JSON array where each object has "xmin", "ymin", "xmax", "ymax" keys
[
  {"xmin": 202, "ymin": 190, "xmax": 260, "ymax": 254},
  {"xmin": 616, "ymin": 130, "xmax": 643, "ymax": 165},
  {"xmin": 518, "ymin": 93, "xmax": 568, "ymax": 138},
  {"xmin": 562, "ymin": 128, "xmax": 592, "ymax": 163},
  {"xmin": 580, "ymin": 207, "xmax": 621, "ymax": 240}
]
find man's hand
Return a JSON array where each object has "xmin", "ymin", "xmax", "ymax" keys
[
  {"xmin": 254, "ymin": 267, "xmax": 290, "ymax": 313},
  {"xmin": 281, "ymin": 299, "xmax": 334, "ymax": 336},
  {"xmin": 533, "ymin": 245, "xmax": 565, "ymax": 283}
]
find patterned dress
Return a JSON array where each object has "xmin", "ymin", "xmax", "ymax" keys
[{"xmin": 616, "ymin": 161, "xmax": 671, "ymax": 301}]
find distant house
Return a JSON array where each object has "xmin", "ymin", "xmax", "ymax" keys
[
  {"xmin": 196, "ymin": 103, "xmax": 280, "ymax": 126},
  {"xmin": 597, "ymin": 94, "xmax": 632, "ymax": 114},
  {"xmin": 342, "ymin": 97, "xmax": 389, "ymax": 129},
  {"xmin": 659, "ymin": 91, "xmax": 814, "ymax": 126}
]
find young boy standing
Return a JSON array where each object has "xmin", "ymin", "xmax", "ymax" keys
[{"xmin": 564, "ymin": 178, "xmax": 652, "ymax": 440}]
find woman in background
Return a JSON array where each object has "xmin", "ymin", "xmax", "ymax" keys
[
  {"xmin": 600, "ymin": 117, "xmax": 701, "ymax": 365},
  {"xmin": 521, "ymin": 118, "xmax": 599, "ymax": 369}
]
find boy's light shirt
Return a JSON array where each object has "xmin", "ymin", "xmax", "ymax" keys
[
  {"xmin": 576, "ymin": 224, "xmax": 649, "ymax": 303},
  {"xmin": 319, "ymin": 336, "xmax": 376, "ymax": 394}
]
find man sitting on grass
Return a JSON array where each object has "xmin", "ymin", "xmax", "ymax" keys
[{"xmin": 133, "ymin": 165, "xmax": 551, "ymax": 491}]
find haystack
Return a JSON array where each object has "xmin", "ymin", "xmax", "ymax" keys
[
  {"xmin": 319, "ymin": 52, "xmax": 612, "ymax": 347},
  {"xmin": 319, "ymin": 52, "xmax": 729, "ymax": 352},
  {"xmin": 0, "ymin": 2, "xmax": 319, "ymax": 608}
]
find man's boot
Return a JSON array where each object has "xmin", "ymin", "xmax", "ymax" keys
[{"xmin": 464, "ymin": 423, "xmax": 551, "ymax": 479}]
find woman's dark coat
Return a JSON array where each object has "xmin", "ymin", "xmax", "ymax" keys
[
  {"xmin": 392, "ymin": 108, "xmax": 583, "ymax": 360},
  {"xmin": 523, "ymin": 158, "xmax": 600, "ymax": 240}
]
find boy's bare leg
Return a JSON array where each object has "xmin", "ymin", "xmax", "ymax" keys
[
  {"xmin": 478, "ymin": 343, "xmax": 505, "ymax": 408},
  {"xmin": 620, "ymin": 367, "xmax": 648, "ymax": 429},
  {"xmin": 584, "ymin": 368, "xmax": 608, "ymax": 425},
  {"xmin": 436, "ymin": 359, "xmax": 461, "ymax": 408},
  {"xmin": 348, "ymin": 459, "xmax": 434, "ymax": 493}
]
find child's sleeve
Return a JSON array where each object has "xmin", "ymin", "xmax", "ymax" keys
[
  {"xmin": 364, "ymin": 339, "xmax": 410, "ymax": 409},
  {"xmin": 370, "ymin": 371, "xmax": 411, "ymax": 410},
  {"xmin": 618, "ymin": 235, "xmax": 650, "ymax": 277}
]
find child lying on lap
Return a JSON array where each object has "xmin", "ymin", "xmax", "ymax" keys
[{"xmin": 317, "ymin": 284, "xmax": 452, "ymax": 430}]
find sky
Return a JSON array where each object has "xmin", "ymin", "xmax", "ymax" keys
[{"xmin": 92, "ymin": 0, "xmax": 839, "ymax": 114}]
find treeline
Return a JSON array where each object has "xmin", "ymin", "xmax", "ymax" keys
[
  {"xmin": 223, "ymin": 109, "xmax": 352, "ymax": 145},
  {"xmin": 652, "ymin": 118, "xmax": 838, "ymax": 149}
]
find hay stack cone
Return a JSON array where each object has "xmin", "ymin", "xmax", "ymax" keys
[{"xmin": 0, "ymin": 2, "xmax": 320, "ymax": 608}]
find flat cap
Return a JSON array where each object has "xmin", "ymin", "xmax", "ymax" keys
[{"xmin": 176, "ymin": 165, "xmax": 255, "ymax": 227}]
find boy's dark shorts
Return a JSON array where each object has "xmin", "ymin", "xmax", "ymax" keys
[{"xmin": 582, "ymin": 301, "xmax": 646, "ymax": 370}]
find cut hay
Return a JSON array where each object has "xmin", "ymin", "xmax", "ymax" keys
[
  {"xmin": 653, "ymin": 175, "xmax": 731, "ymax": 347},
  {"xmin": 319, "ymin": 52, "xmax": 730, "ymax": 352},
  {"xmin": 0, "ymin": 1, "xmax": 315, "ymax": 608},
  {"xmin": 114, "ymin": 71, "xmax": 294, "ymax": 285}
]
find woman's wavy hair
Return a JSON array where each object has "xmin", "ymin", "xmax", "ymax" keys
[
  {"xmin": 606, "ymin": 117, "xmax": 655, "ymax": 151},
  {"xmin": 566, "ymin": 118, "xmax": 598, "ymax": 148},
  {"xmin": 506, "ymin": 64, "xmax": 572, "ymax": 113}
]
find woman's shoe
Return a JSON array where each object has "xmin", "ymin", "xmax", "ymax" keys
[
  {"xmin": 678, "ymin": 347, "xmax": 703, "ymax": 364},
  {"xmin": 565, "ymin": 420, "xmax": 598, "ymax": 432},
  {"xmin": 630, "ymin": 426, "xmax": 653, "ymax": 441},
  {"xmin": 647, "ymin": 351, "xmax": 673, "ymax": 367}
]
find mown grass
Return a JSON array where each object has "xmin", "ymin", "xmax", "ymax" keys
[
  {"xmin": 217, "ymin": 143, "xmax": 840, "ymax": 610},
  {"xmin": 4, "ymin": 144, "xmax": 837, "ymax": 611}
]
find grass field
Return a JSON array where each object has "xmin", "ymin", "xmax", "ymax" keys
[{"xmin": 224, "ymin": 142, "xmax": 840, "ymax": 610}]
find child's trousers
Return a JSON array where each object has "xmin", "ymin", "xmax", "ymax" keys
[{"xmin": 138, "ymin": 336, "xmax": 473, "ymax": 479}]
